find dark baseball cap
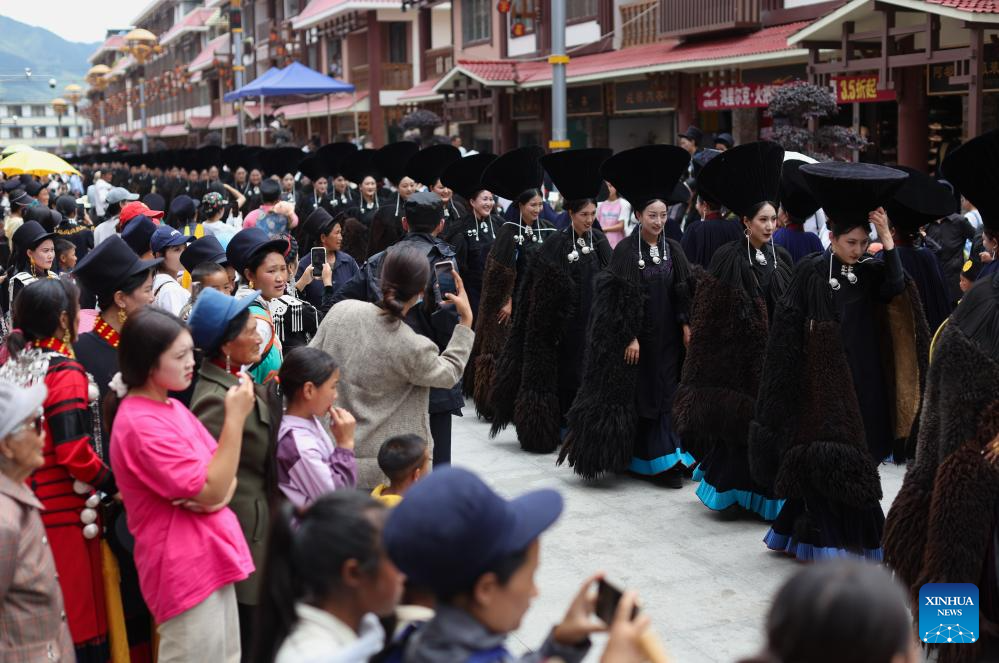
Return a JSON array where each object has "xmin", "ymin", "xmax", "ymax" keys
[
  {"xmin": 55, "ymin": 195, "xmax": 78, "ymax": 217},
  {"xmin": 383, "ymin": 467, "xmax": 563, "ymax": 595}
]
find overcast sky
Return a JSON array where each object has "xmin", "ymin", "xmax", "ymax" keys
[{"xmin": 3, "ymin": 1, "xmax": 140, "ymax": 44}]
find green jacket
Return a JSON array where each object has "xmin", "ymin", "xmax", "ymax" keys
[{"xmin": 190, "ymin": 360, "xmax": 277, "ymax": 606}]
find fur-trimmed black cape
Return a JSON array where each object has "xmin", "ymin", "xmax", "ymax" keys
[
  {"xmin": 463, "ymin": 219, "xmax": 554, "ymax": 418},
  {"xmin": 748, "ymin": 252, "xmax": 930, "ymax": 510},
  {"xmin": 558, "ymin": 232, "xmax": 693, "ymax": 479},
  {"xmin": 884, "ymin": 279, "xmax": 999, "ymax": 663},
  {"xmin": 674, "ymin": 240, "xmax": 792, "ymax": 459},
  {"xmin": 489, "ymin": 227, "xmax": 611, "ymax": 453}
]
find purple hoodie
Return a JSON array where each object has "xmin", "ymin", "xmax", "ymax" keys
[{"xmin": 276, "ymin": 414, "xmax": 357, "ymax": 507}]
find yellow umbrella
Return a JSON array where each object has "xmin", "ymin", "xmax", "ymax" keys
[
  {"xmin": 0, "ymin": 150, "xmax": 80, "ymax": 176},
  {"xmin": 0, "ymin": 144, "xmax": 35, "ymax": 157}
]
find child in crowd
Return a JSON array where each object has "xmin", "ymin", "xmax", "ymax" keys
[
  {"xmin": 276, "ymin": 347, "xmax": 357, "ymax": 507},
  {"xmin": 54, "ymin": 238, "xmax": 76, "ymax": 274},
  {"xmin": 371, "ymin": 434, "xmax": 430, "ymax": 507},
  {"xmin": 253, "ymin": 492, "xmax": 404, "ymax": 663},
  {"xmin": 180, "ymin": 262, "xmax": 233, "ymax": 320}
]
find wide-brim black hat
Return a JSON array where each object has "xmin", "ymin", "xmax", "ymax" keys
[
  {"xmin": 12, "ymin": 220, "xmax": 56, "ymax": 252},
  {"xmin": 540, "ymin": 148, "xmax": 612, "ymax": 202},
  {"xmin": 886, "ymin": 165, "xmax": 957, "ymax": 231},
  {"xmin": 74, "ymin": 235, "xmax": 163, "ymax": 297},
  {"xmin": 481, "ymin": 146, "xmax": 545, "ymax": 201},
  {"xmin": 406, "ymin": 145, "xmax": 462, "ymax": 188},
  {"xmin": 222, "ymin": 144, "xmax": 247, "ymax": 171},
  {"xmin": 779, "ymin": 159, "xmax": 821, "ymax": 221},
  {"xmin": 800, "ymin": 162, "xmax": 908, "ymax": 231},
  {"xmin": 298, "ymin": 156, "xmax": 327, "ymax": 182},
  {"xmin": 375, "ymin": 141, "xmax": 420, "ymax": 186},
  {"xmin": 698, "ymin": 141, "xmax": 784, "ymax": 218},
  {"xmin": 342, "ymin": 148, "xmax": 380, "ymax": 183},
  {"xmin": 599, "ymin": 144, "xmax": 691, "ymax": 212},
  {"xmin": 226, "ymin": 227, "xmax": 289, "ymax": 273},
  {"xmin": 194, "ymin": 145, "xmax": 223, "ymax": 172},
  {"xmin": 942, "ymin": 129, "xmax": 999, "ymax": 231},
  {"xmin": 180, "ymin": 235, "xmax": 228, "ymax": 274},
  {"xmin": 317, "ymin": 143, "xmax": 359, "ymax": 178},
  {"xmin": 691, "ymin": 148, "xmax": 721, "ymax": 178},
  {"xmin": 259, "ymin": 146, "xmax": 304, "ymax": 178},
  {"xmin": 441, "ymin": 153, "xmax": 496, "ymax": 201},
  {"xmin": 304, "ymin": 206, "xmax": 338, "ymax": 237}
]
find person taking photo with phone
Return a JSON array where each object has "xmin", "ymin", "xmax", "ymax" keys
[{"xmin": 327, "ymin": 192, "xmax": 469, "ymax": 481}]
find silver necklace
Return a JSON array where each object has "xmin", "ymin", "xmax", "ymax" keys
[
  {"xmin": 568, "ymin": 231, "xmax": 594, "ymax": 262},
  {"xmin": 638, "ymin": 234, "xmax": 665, "ymax": 270}
]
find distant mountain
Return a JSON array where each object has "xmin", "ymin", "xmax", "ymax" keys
[{"xmin": 0, "ymin": 15, "xmax": 100, "ymax": 103}]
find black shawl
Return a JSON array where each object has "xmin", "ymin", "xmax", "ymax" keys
[
  {"xmin": 558, "ymin": 233, "xmax": 692, "ymax": 478},
  {"xmin": 674, "ymin": 240, "xmax": 792, "ymax": 459},
  {"xmin": 489, "ymin": 228, "xmax": 611, "ymax": 452}
]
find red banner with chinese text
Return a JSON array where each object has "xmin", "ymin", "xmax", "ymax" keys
[{"xmin": 831, "ymin": 75, "xmax": 896, "ymax": 104}]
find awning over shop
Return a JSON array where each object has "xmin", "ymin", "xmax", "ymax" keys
[
  {"xmin": 160, "ymin": 124, "xmax": 188, "ymax": 137},
  {"xmin": 293, "ymin": 0, "xmax": 399, "ymax": 30},
  {"xmin": 189, "ymin": 33, "xmax": 230, "ymax": 73},
  {"xmin": 160, "ymin": 7, "xmax": 214, "ymax": 46},
  {"xmin": 187, "ymin": 116, "xmax": 212, "ymax": 129},
  {"xmin": 274, "ymin": 93, "xmax": 368, "ymax": 119},
  {"xmin": 399, "ymin": 77, "xmax": 444, "ymax": 104}
]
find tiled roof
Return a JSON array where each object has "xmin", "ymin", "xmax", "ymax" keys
[
  {"xmin": 293, "ymin": 0, "xmax": 399, "ymax": 30},
  {"xmin": 160, "ymin": 8, "xmax": 215, "ymax": 46},
  {"xmin": 926, "ymin": 0, "xmax": 999, "ymax": 12},
  {"xmin": 88, "ymin": 34, "xmax": 126, "ymax": 64},
  {"xmin": 274, "ymin": 94, "xmax": 365, "ymax": 119},
  {"xmin": 438, "ymin": 22, "xmax": 807, "ymax": 93},
  {"xmin": 399, "ymin": 77, "xmax": 444, "ymax": 102},
  {"xmin": 189, "ymin": 33, "xmax": 231, "ymax": 73}
]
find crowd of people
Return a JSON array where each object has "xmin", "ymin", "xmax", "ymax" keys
[{"xmin": 0, "ymin": 126, "xmax": 997, "ymax": 663}]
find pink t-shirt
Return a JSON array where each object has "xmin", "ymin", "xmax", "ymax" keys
[{"xmin": 109, "ymin": 396, "xmax": 254, "ymax": 623}]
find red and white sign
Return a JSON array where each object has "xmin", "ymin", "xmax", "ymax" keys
[
  {"xmin": 831, "ymin": 75, "xmax": 896, "ymax": 104},
  {"xmin": 697, "ymin": 83, "xmax": 786, "ymax": 111}
]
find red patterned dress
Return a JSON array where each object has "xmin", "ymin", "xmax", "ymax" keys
[{"xmin": 27, "ymin": 337, "xmax": 116, "ymax": 662}]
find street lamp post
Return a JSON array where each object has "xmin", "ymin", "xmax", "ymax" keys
[
  {"xmin": 51, "ymin": 97, "xmax": 68, "ymax": 152},
  {"xmin": 86, "ymin": 64, "xmax": 111, "ymax": 143},
  {"xmin": 64, "ymin": 84, "xmax": 83, "ymax": 154},
  {"xmin": 121, "ymin": 28, "xmax": 162, "ymax": 153}
]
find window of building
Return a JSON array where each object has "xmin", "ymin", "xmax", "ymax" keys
[
  {"xmin": 387, "ymin": 23, "xmax": 407, "ymax": 63},
  {"xmin": 30, "ymin": 105, "xmax": 46, "ymax": 117},
  {"xmin": 462, "ymin": 0, "xmax": 491, "ymax": 44},
  {"xmin": 9, "ymin": 127, "xmax": 22, "ymax": 138},
  {"xmin": 566, "ymin": 0, "xmax": 597, "ymax": 21},
  {"xmin": 60, "ymin": 126, "xmax": 71, "ymax": 137},
  {"xmin": 508, "ymin": 0, "xmax": 536, "ymax": 36}
]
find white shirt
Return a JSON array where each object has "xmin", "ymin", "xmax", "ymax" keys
[
  {"xmin": 966, "ymin": 209, "xmax": 984, "ymax": 232},
  {"xmin": 88, "ymin": 180, "xmax": 112, "ymax": 218},
  {"xmin": 93, "ymin": 217, "xmax": 120, "ymax": 246},
  {"xmin": 275, "ymin": 604, "xmax": 384, "ymax": 663},
  {"xmin": 152, "ymin": 273, "xmax": 190, "ymax": 316}
]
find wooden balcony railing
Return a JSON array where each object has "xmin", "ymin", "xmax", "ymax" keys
[
  {"xmin": 423, "ymin": 46, "xmax": 454, "ymax": 80},
  {"xmin": 620, "ymin": 0, "xmax": 660, "ymax": 48},
  {"xmin": 659, "ymin": 0, "xmax": 778, "ymax": 38},
  {"xmin": 351, "ymin": 62, "xmax": 414, "ymax": 92}
]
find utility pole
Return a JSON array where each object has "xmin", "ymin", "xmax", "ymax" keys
[
  {"xmin": 232, "ymin": 0, "xmax": 245, "ymax": 145},
  {"xmin": 548, "ymin": 0, "xmax": 569, "ymax": 152}
]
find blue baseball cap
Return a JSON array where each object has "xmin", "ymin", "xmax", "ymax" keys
[
  {"xmin": 187, "ymin": 288, "xmax": 260, "ymax": 353},
  {"xmin": 121, "ymin": 215, "xmax": 158, "ymax": 255},
  {"xmin": 150, "ymin": 225, "xmax": 195, "ymax": 253},
  {"xmin": 383, "ymin": 466, "xmax": 563, "ymax": 595}
]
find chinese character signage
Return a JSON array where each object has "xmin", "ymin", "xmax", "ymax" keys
[
  {"xmin": 832, "ymin": 75, "xmax": 896, "ymax": 103},
  {"xmin": 927, "ymin": 46, "xmax": 999, "ymax": 95},
  {"xmin": 567, "ymin": 85, "xmax": 603, "ymax": 116},
  {"xmin": 613, "ymin": 80, "xmax": 675, "ymax": 113},
  {"xmin": 697, "ymin": 83, "xmax": 786, "ymax": 110}
]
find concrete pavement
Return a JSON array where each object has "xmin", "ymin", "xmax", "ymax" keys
[{"xmin": 449, "ymin": 403, "xmax": 907, "ymax": 662}]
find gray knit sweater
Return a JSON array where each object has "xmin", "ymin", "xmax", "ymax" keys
[{"xmin": 309, "ymin": 300, "xmax": 474, "ymax": 489}]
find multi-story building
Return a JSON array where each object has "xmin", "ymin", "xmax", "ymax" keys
[
  {"xmin": 83, "ymin": 0, "xmax": 998, "ymax": 169},
  {"xmin": 0, "ymin": 102, "xmax": 89, "ymax": 153}
]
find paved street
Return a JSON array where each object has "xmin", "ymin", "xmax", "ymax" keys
[{"xmin": 450, "ymin": 402, "xmax": 907, "ymax": 662}]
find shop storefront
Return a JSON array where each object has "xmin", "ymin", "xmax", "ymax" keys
[{"xmin": 607, "ymin": 77, "xmax": 676, "ymax": 151}]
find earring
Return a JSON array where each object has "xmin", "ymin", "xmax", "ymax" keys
[
  {"xmin": 63, "ymin": 328, "xmax": 72, "ymax": 346},
  {"xmin": 225, "ymin": 354, "xmax": 232, "ymax": 372},
  {"xmin": 117, "ymin": 309, "xmax": 127, "ymax": 325},
  {"xmin": 248, "ymin": 280, "xmax": 255, "ymax": 289}
]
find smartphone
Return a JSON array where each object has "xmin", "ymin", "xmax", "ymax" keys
[
  {"xmin": 311, "ymin": 247, "xmax": 326, "ymax": 273},
  {"xmin": 434, "ymin": 260, "xmax": 458, "ymax": 304},
  {"xmin": 595, "ymin": 579, "xmax": 638, "ymax": 624}
]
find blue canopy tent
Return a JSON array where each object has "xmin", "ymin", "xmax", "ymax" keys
[{"xmin": 223, "ymin": 62, "xmax": 356, "ymax": 143}]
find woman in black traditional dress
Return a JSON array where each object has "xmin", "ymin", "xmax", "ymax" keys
[
  {"xmin": 367, "ymin": 141, "xmax": 420, "ymax": 256},
  {"xmin": 441, "ymin": 152, "xmax": 500, "ymax": 316},
  {"xmin": 465, "ymin": 147, "xmax": 555, "ymax": 419},
  {"xmin": 489, "ymin": 148, "xmax": 612, "ymax": 454},
  {"xmin": 405, "ymin": 144, "xmax": 463, "ymax": 221},
  {"xmin": 673, "ymin": 141, "xmax": 792, "ymax": 519},
  {"xmin": 681, "ymin": 149, "xmax": 743, "ymax": 268},
  {"xmin": 559, "ymin": 145, "xmax": 695, "ymax": 487},
  {"xmin": 749, "ymin": 162, "xmax": 930, "ymax": 561},
  {"xmin": 342, "ymin": 148, "xmax": 382, "ymax": 228},
  {"xmin": 882, "ymin": 166, "xmax": 954, "ymax": 333},
  {"xmin": 884, "ymin": 129, "xmax": 999, "ymax": 663},
  {"xmin": 773, "ymin": 159, "xmax": 825, "ymax": 264}
]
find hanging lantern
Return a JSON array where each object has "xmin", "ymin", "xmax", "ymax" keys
[
  {"xmin": 511, "ymin": 21, "xmax": 526, "ymax": 36},
  {"xmin": 497, "ymin": 0, "xmax": 511, "ymax": 12}
]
